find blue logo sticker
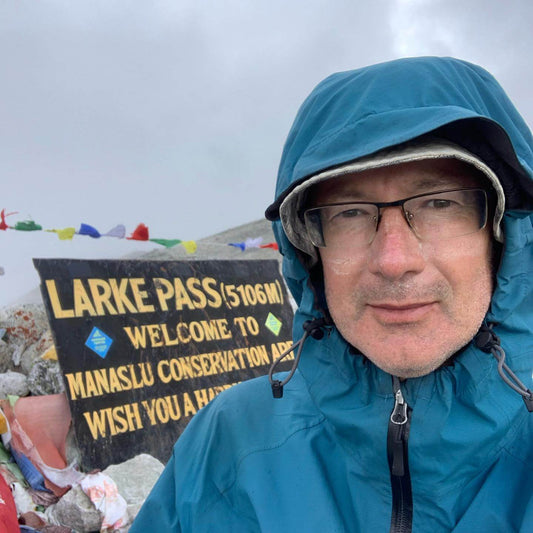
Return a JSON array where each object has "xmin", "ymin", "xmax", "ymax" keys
[{"xmin": 85, "ymin": 327, "xmax": 113, "ymax": 358}]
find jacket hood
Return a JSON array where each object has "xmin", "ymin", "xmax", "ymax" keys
[
  {"xmin": 267, "ymin": 56, "xmax": 533, "ymax": 408},
  {"xmin": 267, "ymin": 57, "xmax": 533, "ymax": 226}
]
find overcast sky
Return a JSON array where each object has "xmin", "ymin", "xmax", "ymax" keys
[{"xmin": 1, "ymin": 0, "xmax": 532, "ymax": 307}]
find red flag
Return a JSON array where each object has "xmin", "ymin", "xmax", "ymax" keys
[
  {"xmin": 128, "ymin": 223, "xmax": 149, "ymax": 241},
  {"xmin": 0, "ymin": 209, "xmax": 18, "ymax": 230},
  {"xmin": 260, "ymin": 242, "xmax": 279, "ymax": 251}
]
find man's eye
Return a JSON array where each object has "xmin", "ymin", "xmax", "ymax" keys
[
  {"xmin": 425, "ymin": 198, "xmax": 455, "ymax": 209},
  {"xmin": 329, "ymin": 205, "xmax": 374, "ymax": 220},
  {"xmin": 337, "ymin": 208, "xmax": 365, "ymax": 218}
]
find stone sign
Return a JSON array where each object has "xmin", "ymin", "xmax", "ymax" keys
[{"xmin": 34, "ymin": 259, "xmax": 294, "ymax": 470}]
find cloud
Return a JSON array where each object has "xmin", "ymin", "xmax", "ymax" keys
[{"xmin": 389, "ymin": 0, "xmax": 533, "ymax": 124}]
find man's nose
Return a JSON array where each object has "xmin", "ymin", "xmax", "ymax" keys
[{"xmin": 367, "ymin": 207, "xmax": 426, "ymax": 280}]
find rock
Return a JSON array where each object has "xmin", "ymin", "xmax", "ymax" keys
[
  {"xmin": 27, "ymin": 359, "xmax": 65, "ymax": 396},
  {"xmin": 104, "ymin": 454, "xmax": 164, "ymax": 526},
  {"xmin": 45, "ymin": 484, "xmax": 101, "ymax": 533},
  {"xmin": 0, "ymin": 304, "xmax": 52, "ymax": 371},
  {"xmin": 20, "ymin": 329, "xmax": 54, "ymax": 375},
  {"xmin": 43, "ymin": 455, "xmax": 164, "ymax": 532},
  {"xmin": 0, "ymin": 335, "xmax": 11, "ymax": 373},
  {"xmin": 0, "ymin": 371, "xmax": 29, "ymax": 397}
]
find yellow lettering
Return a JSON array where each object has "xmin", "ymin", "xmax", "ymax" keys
[
  {"xmin": 84, "ymin": 371, "xmax": 98, "ymax": 397},
  {"xmin": 129, "ymin": 278, "xmax": 155, "ymax": 313},
  {"xmin": 157, "ymin": 360, "xmax": 171, "ymax": 384},
  {"xmin": 141, "ymin": 399, "xmax": 157, "ymax": 425},
  {"xmin": 108, "ymin": 278, "xmax": 138, "ymax": 314},
  {"xmin": 92, "ymin": 368, "xmax": 110, "ymax": 396},
  {"xmin": 182, "ymin": 392, "xmax": 197, "ymax": 416},
  {"xmin": 65, "ymin": 372, "xmax": 87, "ymax": 400},
  {"xmin": 202, "ymin": 277, "xmax": 222, "ymax": 308},
  {"xmin": 153, "ymin": 278, "xmax": 174, "ymax": 312},
  {"xmin": 88, "ymin": 279, "xmax": 117, "ymax": 315},
  {"xmin": 161, "ymin": 323, "xmax": 179, "ymax": 346},
  {"xmin": 73, "ymin": 279, "xmax": 97, "ymax": 316},
  {"xmin": 174, "ymin": 279, "xmax": 195, "ymax": 310},
  {"xmin": 123, "ymin": 326, "xmax": 147, "ymax": 349},
  {"xmin": 217, "ymin": 319, "xmax": 232, "ymax": 339},
  {"xmin": 113, "ymin": 405, "xmax": 129, "ymax": 434},
  {"xmin": 165, "ymin": 395, "xmax": 181, "ymax": 420},
  {"xmin": 186, "ymin": 277, "xmax": 207, "ymax": 309},
  {"xmin": 271, "ymin": 341, "xmax": 294, "ymax": 361},
  {"xmin": 233, "ymin": 348, "xmax": 246, "ymax": 367},
  {"xmin": 139, "ymin": 362, "xmax": 155, "ymax": 386},
  {"xmin": 194, "ymin": 388, "xmax": 210, "ymax": 409},
  {"xmin": 141, "ymin": 395, "xmax": 181, "ymax": 425},
  {"xmin": 83, "ymin": 409, "xmax": 110, "ymax": 439},
  {"xmin": 124, "ymin": 402, "xmax": 143, "ymax": 432},
  {"xmin": 116, "ymin": 365, "xmax": 132, "ymax": 390},
  {"xmin": 226, "ymin": 350, "xmax": 241, "ymax": 371},
  {"xmin": 177, "ymin": 322, "xmax": 191, "ymax": 343},
  {"xmin": 146, "ymin": 324, "xmax": 164, "ymax": 347},
  {"xmin": 83, "ymin": 403, "xmax": 142, "ymax": 440},
  {"xmin": 245, "ymin": 345, "xmax": 269, "ymax": 367},
  {"xmin": 45, "ymin": 280, "xmax": 75, "ymax": 319}
]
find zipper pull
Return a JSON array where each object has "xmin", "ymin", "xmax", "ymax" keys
[
  {"xmin": 390, "ymin": 377, "xmax": 408, "ymax": 425},
  {"xmin": 389, "ymin": 376, "xmax": 409, "ymax": 477}
]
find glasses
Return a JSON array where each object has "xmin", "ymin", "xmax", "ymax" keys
[{"xmin": 303, "ymin": 188, "xmax": 488, "ymax": 249}]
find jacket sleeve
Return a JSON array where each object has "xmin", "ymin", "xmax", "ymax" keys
[{"xmin": 128, "ymin": 389, "xmax": 259, "ymax": 533}]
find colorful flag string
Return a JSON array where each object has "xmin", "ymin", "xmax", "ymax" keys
[{"xmin": 0, "ymin": 208, "xmax": 278, "ymax": 255}]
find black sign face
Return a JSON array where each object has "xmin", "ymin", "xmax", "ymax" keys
[{"xmin": 34, "ymin": 259, "xmax": 294, "ymax": 470}]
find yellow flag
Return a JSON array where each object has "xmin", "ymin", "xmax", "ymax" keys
[
  {"xmin": 55, "ymin": 227, "xmax": 76, "ymax": 240},
  {"xmin": 182, "ymin": 240, "xmax": 197, "ymax": 254}
]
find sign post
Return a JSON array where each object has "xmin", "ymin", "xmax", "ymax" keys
[{"xmin": 34, "ymin": 259, "xmax": 294, "ymax": 470}]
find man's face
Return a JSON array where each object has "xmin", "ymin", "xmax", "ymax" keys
[{"xmin": 315, "ymin": 158, "xmax": 494, "ymax": 378}]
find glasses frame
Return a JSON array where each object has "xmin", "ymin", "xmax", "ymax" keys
[{"xmin": 303, "ymin": 187, "xmax": 489, "ymax": 248}]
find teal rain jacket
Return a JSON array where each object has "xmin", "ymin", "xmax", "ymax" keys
[{"xmin": 131, "ymin": 57, "xmax": 533, "ymax": 532}]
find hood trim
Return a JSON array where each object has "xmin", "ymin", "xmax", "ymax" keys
[{"xmin": 278, "ymin": 139, "xmax": 505, "ymax": 261}]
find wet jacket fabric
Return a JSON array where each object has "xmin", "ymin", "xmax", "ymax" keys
[{"xmin": 131, "ymin": 57, "xmax": 533, "ymax": 532}]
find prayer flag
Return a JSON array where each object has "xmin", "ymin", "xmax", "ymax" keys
[
  {"xmin": 104, "ymin": 224, "xmax": 126, "ymax": 239},
  {"xmin": 128, "ymin": 223, "xmax": 149, "ymax": 241},
  {"xmin": 244, "ymin": 237, "xmax": 263, "ymax": 249},
  {"xmin": 260, "ymin": 242, "xmax": 279, "ymax": 250},
  {"xmin": 78, "ymin": 224, "xmax": 101, "ymax": 238},
  {"xmin": 150, "ymin": 238, "xmax": 182, "ymax": 248},
  {"xmin": 182, "ymin": 240, "xmax": 197, "ymax": 254},
  {"xmin": 228, "ymin": 242, "xmax": 246, "ymax": 251},
  {"xmin": 13, "ymin": 220, "xmax": 42, "ymax": 231},
  {"xmin": 0, "ymin": 209, "xmax": 18, "ymax": 231},
  {"xmin": 51, "ymin": 228, "xmax": 76, "ymax": 240}
]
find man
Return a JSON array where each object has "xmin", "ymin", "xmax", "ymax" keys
[{"xmin": 131, "ymin": 57, "xmax": 532, "ymax": 532}]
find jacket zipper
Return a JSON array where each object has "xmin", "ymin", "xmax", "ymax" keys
[{"xmin": 387, "ymin": 376, "xmax": 413, "ymax": 533}]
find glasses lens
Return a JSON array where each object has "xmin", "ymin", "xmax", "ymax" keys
[
  {"xmin": 304, "ymin": 203, "xmax": 379, "ymax": 248},
  {"xmin": 303, "ymin": 189, "xmax": 488, "ymax": 249},
  {"xmin": 404, "ymin": 189, "xmax": 487, "ymax": 240}
]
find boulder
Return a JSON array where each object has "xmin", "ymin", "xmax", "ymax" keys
[
  {"xmin": 27, "ymin": 359, "xmax": 65, "ymax": 396},
  {"xmin": 45, "ymin": 484, "xmax": 101, "ymax": 533},
  {"xmin": 0, "ymin": 333, "xmax": 11, "ymax": 373},
  {"xmin": 104, "ymin": 453, "xmax": 165, "ymax": 527},
  {"xmin": 43, "ymin": 454, "xmax": 164, "ymax": 532},
  {"xmin": 0, "ymin": 371, "xmax": 29, "ymax": 397},
  {"xmin": 20, "ymin": 329, "xmax": 54, "ymax": 375},
  {"xmin": 0, "ymin": 304, "xmax": 52, "ymax": 370}
]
